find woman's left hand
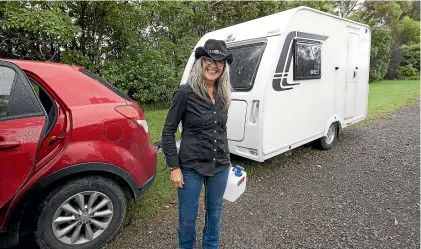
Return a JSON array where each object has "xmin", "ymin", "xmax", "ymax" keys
[{"xmin": 170, "ymin": 168, "xmax": 184, "ymax": 188}]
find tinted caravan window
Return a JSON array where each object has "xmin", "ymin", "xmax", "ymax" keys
[
  {"xmin": 228, "ymin": 42, "xmax": 266, "ymax": 91},
  {"xmin": 293, "ymin": 39, "xmax": 322, "ymax": 80}
]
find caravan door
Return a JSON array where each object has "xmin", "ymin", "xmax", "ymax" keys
[
  {"xmin": 345, "ymin": 32, "xmax": 360, "ymax": 119},
  {"xmin": 226, "ymin": 42, "xmax": 266, "ymax": 142}
]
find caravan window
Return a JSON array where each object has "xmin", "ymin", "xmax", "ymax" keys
[
  {"xmin": 228, "ymin": 42, "xmax": 266, "ymax": 91},
  {"xmin": 293, "ymin": 39, "xmax": 322, "ymax": 80}
]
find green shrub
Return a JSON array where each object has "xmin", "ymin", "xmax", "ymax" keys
[
  {"xmin": 401, "ymin": 43, "xmax": 420, "ymax": 71},
  {"xmin": 397, "ymin": 64, "xmax": 420, "ymax": 80},
  {"xmin": 100, "ymin": 43, "xmax": 177, "ymax": 107}
]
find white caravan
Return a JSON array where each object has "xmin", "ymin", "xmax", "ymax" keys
[{"xmin": 180, "ymin": 6, "xmax": 371, "ymax": 162}]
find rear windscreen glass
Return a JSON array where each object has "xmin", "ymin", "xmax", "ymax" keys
[
  {"xmin": 82, "ymin": 70, "xmax": 132, "ymax": 101},
  {"xmin": 228, "ymin": 42, "xmax": 266, "ymax": 91}
]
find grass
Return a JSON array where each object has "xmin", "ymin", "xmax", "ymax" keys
[
  {"xmin": 125, "ymin": 80, "xmax": 420, "ymax": 223},
  {"xmin": 366, "ymin": 80, "xmax": 420, "ymax": 122}
]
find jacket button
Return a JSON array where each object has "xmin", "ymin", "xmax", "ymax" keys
[
  {"xmin": 214, "ymin": 111, "xmax": 216, "ymax": 114},
  {"xmin": 214, "ymin": 130, "xmax": 216, "ymax": 133},
  {"xmin": 214, "ymin": 121, "xmax": 217, "ymax": 123}
]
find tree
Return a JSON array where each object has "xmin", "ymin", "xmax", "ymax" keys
[
  {"xmin": 287, "ymin": 1, "xmax": 334, "ymax": 13},
  {"xmin": 1, "ymin": 0, "xmax": 418, "ymax": 105},
  {"xmin": 351, "ymin": 1, "xmax": 402, "ymax": 28},
  {"xmin": 388, "ymin": 15, "xmax": 420, "ymax": 78},
  {"xmin": 400, "ymin": 43, "xmax": 420, "ymax": 72},
  {"xmin": 64, "ymin": 1, "xmax": 143, "ymax": 71},
  {"xmin": 331, "ymin": 0, "xmax": 360, "ymax": 18},
  {"xmin": 408, "ymin": 1, "xmax": 420, "ymax": 21},
  {"xmin": 213, "ymin": 1, "xmax": 287, "ymax": 29},
  {"xmin": 350, "ymin": 1, "xmax": 420, "ymax": 80},
  {"xmin": 398, "ymin": 1, "xmax": 420, "ymax": 21},
  {"xmin": 369, "ymin": 27, "xmax": 393, "ymax": 81},
  {"xmin": 0, "ymin": 1, "xmax": 79, "ymax": 61},
  {"xmin": 396, "ymin": 16, "xmax": 420, "ymax": 45},
  {"xmin": 100, "ymin": 43, "xmax": 176, "ymax": 106}
]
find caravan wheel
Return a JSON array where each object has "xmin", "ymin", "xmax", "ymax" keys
[{"xmin": 316, "ymin": 123, "xmax": 338, "ymax": 150}]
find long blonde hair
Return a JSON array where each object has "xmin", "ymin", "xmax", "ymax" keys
[{"xmin": 187, "ymin": 58, "xmax": 232, "ymax": 109}]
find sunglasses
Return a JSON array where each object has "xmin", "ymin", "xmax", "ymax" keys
[{"xmin": 202, "ymin": 57, "xmax": 225, "ymax": 68}]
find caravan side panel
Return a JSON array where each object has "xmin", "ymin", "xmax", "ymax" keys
[{"xmin": 261, "ymin": 9, "xmax": 370, "ymax": 159}]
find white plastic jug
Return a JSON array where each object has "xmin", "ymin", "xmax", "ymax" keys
[{"xmin": 223, "ymin": 165, "xmax": 247, "ymax": 202}]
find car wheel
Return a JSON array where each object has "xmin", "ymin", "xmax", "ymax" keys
[
  {"xmin": 35, "ymin": 176, "xmax": 126, "ymax": 249},
  {"xmin": 316, "ymin": 123, "xmax": 338, "ymax": 150}
]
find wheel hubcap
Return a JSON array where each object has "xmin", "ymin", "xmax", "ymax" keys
[
  {"xmin": 326, "ymin": 124, "xmax": 336, "ymax": 144},
  {"xmin": 51, "ymin": 191, "xmax": 113, "ymax": 245}
]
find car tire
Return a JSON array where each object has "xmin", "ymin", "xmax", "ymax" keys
[
  {"xmin": 315, "ymin": 123, "xmax": 338, "ymax": 150},
  {"xmin": 35, "ymin": 176, "xmax": 126, "ymax": 249}
]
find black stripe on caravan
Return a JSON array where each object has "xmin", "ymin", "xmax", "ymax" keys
[{"xmin": 272, "ymin": 31, "xmax": 328, "ymax": 91}]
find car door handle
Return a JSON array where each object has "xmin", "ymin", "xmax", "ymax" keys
[{"xmin": 0, "ymin": 141, "xmax": 21, "ymax": 150}]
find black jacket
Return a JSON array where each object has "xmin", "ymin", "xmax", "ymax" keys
[{"xmin": 162, "ymin": 84, "xmax": 230, "ymax": 176}]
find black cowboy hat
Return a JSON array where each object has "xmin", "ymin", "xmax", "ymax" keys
[{"xmin": 194, "ymin": 39, "xmax": 233, "ymax": 65}]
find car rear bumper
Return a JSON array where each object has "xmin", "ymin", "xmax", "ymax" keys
[{"xmin": 133, "ymin": 174, "xmax": 156, "ymax": 199}]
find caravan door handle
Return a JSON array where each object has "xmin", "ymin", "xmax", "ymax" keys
[
  {"xmin": 353, "ymin": 67, "xmax": 359, "ymax": 78},
  {"xmin": 250, "ymin": 100, "xmax": 260, "ymax": 124}
]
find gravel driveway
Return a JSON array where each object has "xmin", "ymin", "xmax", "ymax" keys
[{"xmin": 106, "ymin": 103, "xmax": 420, "ymax": 249}]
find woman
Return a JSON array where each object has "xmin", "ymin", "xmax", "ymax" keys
[{"xmin": 162, "ymin": 39, "xmax": 233, "ymax": 249}]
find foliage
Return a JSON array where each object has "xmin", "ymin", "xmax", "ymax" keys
[
  {"xmin": 0, "ymin": 1, "xmax": 80, "ymax": 60},
  {"xmin": 286, "ymin": 0, "xmax": 334, "ymax": 13},
  {"xmin": 369, "ymin": 27, "xmax": 393, "ymax": 81},
  {"xmin": 351, "ymin": 1, "xmax": 402, "ymax": 28},
  {"xmin": 1, "ymin": 1, "xmax": 420, "ymax": 104},
  {"xmin": 400, "ymin": 43, "xmax": 420, "ymax": 71},
  {"xmin": 60, "ymin": 50, "xmax": 88, "ymax": 66},
  {"xmin": 100, "ymin": 43, "xmax": 176, "ymax": 106},
  {"xmin": 397, "ymin": 64, "xmax": 419, "ymax": 80},
  {"xmin": 396, "ymin": 16, "xmax": 420, "ymax": 44},
  {"xmin": 350, "ymin": 1, "xmax": 420, "ymax": 81},
  {"xmin": 398, "ymin": 0, "xmax": 420, "ymax": 21},
  {"xmin": 64, "ymin": 1, "xmax": 144, "ymax": 72},
  {"xmin": 331, "ymin": 0, "xmax": 360, "ymax": 18}
]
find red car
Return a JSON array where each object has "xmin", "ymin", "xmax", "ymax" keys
[{"xmin": 0, "ymin": 59, "xmax": 157, "ymax": 248}]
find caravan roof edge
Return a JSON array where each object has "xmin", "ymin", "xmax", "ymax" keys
[
  {"xmin": 194, "ymin": 6, "xmax": 370, "ymax": 49},
  {"xmin": 295, "ymin": 6, "xmax": 370, "ymax": 30}
]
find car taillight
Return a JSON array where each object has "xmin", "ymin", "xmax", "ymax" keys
[
  {"xmin": 137, "ymin": 120, "xmax": 148, "ymax": 133},
  {"xmin": 115, "ymin": 105, "xmax": 148, "ymax": 133}
]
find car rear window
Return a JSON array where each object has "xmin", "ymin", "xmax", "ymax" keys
[
  {"xmin": 82, "ymin": 70, "xmax": 132, "ymax": 101},
  {"xmin": 228, "ymin": 42, "xmax": 266, "ymax": 91}
]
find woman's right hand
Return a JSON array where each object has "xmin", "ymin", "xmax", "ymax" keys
[{"xmin": 170, "ymin": 168, "xmax": 184, "ymax": 188}]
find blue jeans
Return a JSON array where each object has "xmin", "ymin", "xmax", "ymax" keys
[{"xmin": 177, "ymin": 167, "xmax": 230, "ymax": 249}]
